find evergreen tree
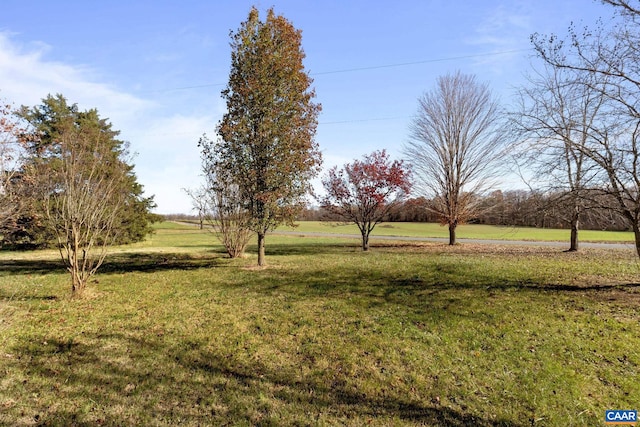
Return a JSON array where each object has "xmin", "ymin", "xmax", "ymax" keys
[
  {"xmin": 19, "ymin": 94, "xmax": 156, "ymax": 296},
  {"xmin": 10, "ymin": 95, "xmax": 157, "ymax": 250}
]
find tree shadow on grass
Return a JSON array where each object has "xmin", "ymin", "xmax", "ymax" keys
[
  {"xmin": 100, "ymin": 252, "xmax": 224, "ymax": 274},
  {"xmin": 251, "ymin": 241, "xmax": 360, "ymax": 257},
  {"xmin": 232, "ymin": 253, "xmax": 640, "ymax": 319},
  {"xmin": 386, "ymin": 275, "xmax": 640, "ymax": 295},
  {"xmin": 378, "ymin": 275, "xmax": 640, "ymax": 320},
  {"xmin": 177, "ymin": 349, "xmax": 521, "ymax": 427},
  {"xmin": 0, "ymin": 252, "xmax": 225, "ymax": 278},
  {"xmin": 177, "ymin": 345, "xmax": 524, "ymax": 427},
  {"xmin": 0, "ymin": 259, "xmax": 67, "ymax": 276},
  {"xmin": 5, "ymin": 332, "xmax": 217, "ymax": 425},
  {"xmin": 0, "ymin": 290, "xmax": 59, "ymax": 301},
  {"xmin": 6, "ymin": 331, "xmax": 524, "ymax": 426}
]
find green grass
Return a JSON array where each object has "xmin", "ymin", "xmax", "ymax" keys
[
  {"xmin": 279, "ymin": 221, "xmax": 635, "ymax": 243},
  {"xmin": 0, "ymin": 222, "xmax": 639, "ymax": 426}
]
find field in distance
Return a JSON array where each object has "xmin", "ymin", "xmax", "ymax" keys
[{"xmin": 279, "ymin": 221, "xmax": 635, "ymax": 243}]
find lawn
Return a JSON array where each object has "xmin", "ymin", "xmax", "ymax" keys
[
  {"xmin": 280, "ymin": 221, "xmax": 635, "ymax": 243},
  {"xmin": 0, "ymin": 222, "xmax": 638, "ymax": 426}
]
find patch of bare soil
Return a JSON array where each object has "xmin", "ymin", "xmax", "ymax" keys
[{"xmin": 589, "ymin": 286, "xmax": 640, "ymax": 308}]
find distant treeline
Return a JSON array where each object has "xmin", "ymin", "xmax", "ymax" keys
[
  {"xmin": 295, "ymin": 190, "xmax": 628, "ymax": 231},
  {"xmin": 167, "ymin": 189, "xmax": 628, "ymax": 231}
]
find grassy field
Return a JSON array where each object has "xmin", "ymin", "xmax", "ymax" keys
[
  {"xmin": 0, "ymin": 222, "xmax": 639, "ymax": 426},
  {"xmin": 278, "ymin": 221, "xmax": 635, "ymax": 243}
]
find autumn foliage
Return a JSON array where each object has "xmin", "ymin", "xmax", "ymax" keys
[
  {"xmin": 321, "ymin": 150, "xmax": 411, "ymax": 251},
  {"xmin": 0, "ymin": 101, "xmax": 24, "ymax": 236},
  {"xmin": 214, "ymin": 7, "xmax": 322, "ymax": 266}
]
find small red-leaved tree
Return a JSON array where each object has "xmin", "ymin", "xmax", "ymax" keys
[{"xmin": 321, "ymin": 150, "xmax": 411, "ymax": 251}]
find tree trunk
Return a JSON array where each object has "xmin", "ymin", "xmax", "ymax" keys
[
  {"xmin": 69, "ymin": 245, "xmax": 85, "ymax": 298},
  {"xmin": 71, "ymin": 275, "xmax": 85, "ymax": 298},
  {"xmin": 70, "ymin": 255, "xmax": 85, "ymax": 298},
  {"xmin": 569, "ymin": 212, "xmax": 579, "ymax": 252},
  {"xmin": 257, "ymin": 232, "xmax": 266, "ymax": 266},
  {"xmin": 633, "ymin": 222, "xmax": 640, "ymax": 259},
  {"xmin": 361, "ymin": 230, "xmax": 369, "ymax": 251},
  {"xmin": 448, "ymin": 223, "xmax": 457, "ymax": 245}
]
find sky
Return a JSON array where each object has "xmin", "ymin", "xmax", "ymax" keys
[{"xmin": 0, "ymin": 0, "xmax": 616, "ymax": 214}]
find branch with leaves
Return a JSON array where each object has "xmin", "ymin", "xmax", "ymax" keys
[
  {"xmin": 214, "ymin": 7, "xmax": 322, "ymax": 266},
  {"xmin": 321, "ymin": 150, "xmax": 411, "ymax": 251}
]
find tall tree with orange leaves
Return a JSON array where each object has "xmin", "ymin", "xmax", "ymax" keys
[{"xmin": 213, "ymin": 7, "xmax": 322, "ymax": 266}]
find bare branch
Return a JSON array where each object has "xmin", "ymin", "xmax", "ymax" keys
[
  {"xmin": 531, "ymin": 2, "xmax": 640, "ymax": 256},
  {"xmin": 404, "ymin": 71, "xmax": 507, "ymax": 244}
]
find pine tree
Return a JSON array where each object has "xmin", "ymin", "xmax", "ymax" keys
[{"xmin": 20, "ymin": 94, "xmax": 156, "ymax": 296}]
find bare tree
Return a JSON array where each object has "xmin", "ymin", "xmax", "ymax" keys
[
  {"xmin": 404, "ymin": 72, "xmax": 507, "ymax": 245},
  {"xmin": 22, "ymin": 96, "xmax": 130, "ymax": 297},
  {"xmin": 532, "ymin": 2, "xmax": 640, "ymax": 256},
  {"xmin": 208, "ymin": 171, "xmax": 254, "ymax": 259},
  {"xmin": 44, "ymin": 131, "xmax": 126, "ymax": 296},
  {"xmin": 184, "ymin": 185, "xmax": 207, "ymax": 230},
  {"xmin": 511, "ymin": 63, "xmax": 607, "ymax": 251},
  {"xmin": 197, "ymin": 135, "xmax": 253, "ymax": 259},
  {"xmin": 602, "ymin": 0, "xmax": 640, "ymax": 17}
]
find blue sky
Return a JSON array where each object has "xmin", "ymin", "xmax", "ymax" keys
[{"xmin": 0, "ymin": 0, "xmax": 613, "ymax": 214}]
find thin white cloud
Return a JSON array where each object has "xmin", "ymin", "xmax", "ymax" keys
[
  {"xmin": 0, "ymin": 32, "xmax": 217, "ymax": 213},
  {"xmin": 0, "ymin": 33, "xmax": 151, "ymax": 119},
  {"xmin": 463, "ymin": 2, "xmax": 535, "ymax": 76},
  {"xmin": 126, "ymin": 114, "xmax": 216, "ymax": 214},
  {"xmin": 469, "ymin": 2, "xmax": 533, "ymax": 50}
]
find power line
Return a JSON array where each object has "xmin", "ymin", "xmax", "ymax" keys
[
  {"xmin": 312, "ymin": 48, "xmax": 532, "ymax": 76},
  {"xmin": 320, "ymin": 116, "xmax": 412, "ymax": 125},
  {"xmin": 142, "ymin": 83, "xmax": 225, "ymax": 93},
  {"xmin": 140, "ymin": 48, "xmax": 532, "ymax": 94}
]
